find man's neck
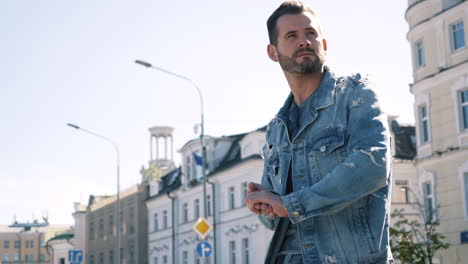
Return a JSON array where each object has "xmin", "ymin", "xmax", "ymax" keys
[{"xmin": 284, "ymin": 70, "xmax": 324, "ymax": 106}]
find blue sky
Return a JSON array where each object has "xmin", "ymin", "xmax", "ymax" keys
[{"xmin": 0, "ymin": 0, "xmax": 413, "ymax": 225}]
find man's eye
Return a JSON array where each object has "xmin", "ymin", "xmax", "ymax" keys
[{"xmin": 287, "ymin": 34, "xmax": 296, "ymax": 39}]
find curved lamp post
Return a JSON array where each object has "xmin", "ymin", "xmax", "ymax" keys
[
  {"xmin": 67, "ymin": 123, "xmax": 121, "ymax": 264},
  {"xmin": 134, "ymin": 60, "xmax": 209, "ymax": 218}
]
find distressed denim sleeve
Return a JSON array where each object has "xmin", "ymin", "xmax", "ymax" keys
[
  {"xmin": 257, "ymin": 144, "xmax": 280, "ymax": 230},
  {"xmin": 280, "ymin": 80, "xmax": 391, "ymax": 224}
]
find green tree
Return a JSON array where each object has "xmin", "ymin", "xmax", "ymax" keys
[{"xmin": 390, "ymin": 208, "xmax": 449, "ymax": 264}]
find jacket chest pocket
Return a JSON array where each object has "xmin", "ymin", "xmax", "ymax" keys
[
  {"xmin": 307, "ymin": 128, "xmax": 345, "ymax": 179},
  {"xmin": 263, "ymin": 144, "xmax": 283, "ymax": 192}
]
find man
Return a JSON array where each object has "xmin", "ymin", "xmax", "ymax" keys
[{"xmin": 244, "ymin": 1, "xmax": 392, "ymax": 264}]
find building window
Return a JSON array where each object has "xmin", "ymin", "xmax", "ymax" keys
[
  {"xmin": 25, "ymin": 240, "xmax": 29, "ymax": 248},
  {"xmin": 418, "ymin": 104, "xmax": 430, "ymax": 143},
  {"xmin": 89, "ymin": 254, "xmax": 95, "ymax": 264},
  {"xmin": 40, "ymin": 240, "xmax": 45, "ymax": 248},
  {"xmin": 394, "ymin": 180, "xmax": 410, "ymax": 204},
  {"xmin": 194, "ymin": 248, "xmax": 200, "ymax": 264},
  {"xmin": 129, "ymin": 241, "xmax": 135, "ymax": 263},
  {"xmin": 443, "ymin": 0, "xmax": 462, "ymax": 10},
  {"xmin": 194, "ymin": 199, "xmax": 200, "ymax": 219},
  {"xmin": 242, "ymin": 182, "xmax": 248, "ymax": 206},
  {"xmin": 109, "ymin": 215, "xmax": 114, "ymax": 236},
  {"xmin": 451, "ymin": 20, "xmax": 465, "ymax": 52},
  {"xmin": 182, "ymin": 251, "xmax": 188, "ymax": 264},
  {"xmin": 415, "ymin": 40, "xmax": 425, "ymax": 67},
  {"xmin": 463, "ymin": 172, "xmax": 468, "ymax": 220},
  {"xmin": 459, "ymin": 90, "xmax": 468, "ymax": 131},
  {"xmin": 99, "ymin": 252, "xmax": 104, "ymax": 264},
  {"xmin": 183, "ymin": 203, "xmax": 188, "ymax": 223},
  {"xmin": 163, "ymin": 210, "xmax": 168, "ymax": 229},
  {"xmin": 154, "ymin": 213, "xmax": 159, "ymax": 232},
  {"xmin": 154, "ymin": 256, "xmax": 158, "ymax": 264},
  {"xmin": 229, "ymin": 240, "xmax": 236, "ymax": 264},
  {"xmin": 242, "ymin": 238, "xmax": 250, "ymax": 264},
  {"xmin": 129, "ymin": 207, "xmax": 135, "ymax": 234},
  {"xmin": 185, "ymin": 156, "xmax": 191, "ymax": 180},
  {"xmin": 40, "ymin": 254, "xmax": 45, "ymax": 261},
  {"xmin": 163, "ymin": 255, "xmax": 168, "ymax": 264},
  {"xmin": 423, "ymin": 182, "xmax": 436, "ymax": 222},
  {"xmin": 30, "ymin": 240, "xmax": 34, "ymax": 248},
  {"xmin": 3, "ymin": 254, "xmax": 9, "ymax": 261},
  {"xmin": 108, "ymin": 250, "xmax": 113, "ymax": 264},
  {"xmin": 14, "ymin": 240, "xmax": 19, "ymax": 248},
  {"xmin": 99, "ymin": 218, "xmax": 104, "ymax": 238},
  {"xmin": 90, "ymin": 222, "xmax": 95, "ymax": 240},
  {"xmin": 4, "ymin": 240, "xmax": 9, "ymax": 248},
  {"xmin": 207, "ymin": 195, "xmax": 212, "ymax": 217},
  {"xmin": 14, "ymin": 253, "xmax": 19, "ymax": 261},
  {"xmin": 229, "ymin": 186, "xmax": 236, "ymax": 209},
  {"xmin": 59, "ymin": 258, "xmax": 65, "ymax": 264}
]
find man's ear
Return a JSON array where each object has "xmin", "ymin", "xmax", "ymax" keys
[
  {"xmin": 322, "ymin": 38, "xmax": 328, "ymax": 51},
  {"xmin": 267, "ymin": 44, "xmax": 279, "ymax": 62}
]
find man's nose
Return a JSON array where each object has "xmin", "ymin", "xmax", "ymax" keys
[{"xmin": 298, "ymin": 36, "xmax": 312, "ymax": 48}]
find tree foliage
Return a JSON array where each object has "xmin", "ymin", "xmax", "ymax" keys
[{"xmin": 389, "ymin": 208, "xmax": 449, "ymax": 264}]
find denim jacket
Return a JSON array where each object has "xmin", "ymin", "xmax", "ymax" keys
[{"xmin": 259, "ymin": 68, "xmax": 393, "ymax": 264}]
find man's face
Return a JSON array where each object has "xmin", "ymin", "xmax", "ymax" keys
[{"xmin": 268, "ymin": 12, "xmax": 327, "ymax": 74}]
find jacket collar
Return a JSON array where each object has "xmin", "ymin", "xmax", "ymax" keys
[{"xmin": 276, "ymin": 66, "xmax": 337, "ymax": 126}]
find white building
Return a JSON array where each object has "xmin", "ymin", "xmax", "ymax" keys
[
  {"xmin": 145, "ymin": 126, "xmax": 273, "ymax": 264},
  {"xmin": 405, "ymin": 0, "xmax": 468, "ymax": 262}
]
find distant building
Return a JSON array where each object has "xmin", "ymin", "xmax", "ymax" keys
[
  {"xmin": 46, "ymin": 229, "xmax": 74, "ymax": 264},
  {"xmin": 146, "ymin": 126, "xmax": 272, "ymax": 264},
  {"xmin": 406, "ymin": 0, "xmax": 468, "ymax": 262},
  {"xmin": 388, "ymin": 117, "xmax": 419, "ymax": 221},
  {"xmin": 0, "ymin": 220, "xmax": 70, "ymax": 264},
  {"xmin": 85, "ymin": 184, "xmax": 148, "ymax": 264}
]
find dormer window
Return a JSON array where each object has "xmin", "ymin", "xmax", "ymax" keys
[{"xmin": 185, "ymin": 155, "xmax": 191, "ymax": 180}]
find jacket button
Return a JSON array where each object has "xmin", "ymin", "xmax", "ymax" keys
[
  {"xmin": 320, "ymin": 145, "xmax": 327, "ymax": 152},
  {"xmin": 293, "ymin": 211, "xmax": 299, "ymax": 217}
]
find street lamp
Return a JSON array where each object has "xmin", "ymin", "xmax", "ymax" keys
[
  {"xmin": 134, "ymin": 60, "xmax": 209, "ymax": 219},
  {"xmin": 67, "ymin": 123, "xmax": 121, "ymax": 264}
]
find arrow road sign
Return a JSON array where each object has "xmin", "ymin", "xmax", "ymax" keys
[
  {"xmin": 196, "ymin": 241, "xmax": 212, "ymax": 258},
  {"xmin": 68, "ymin": 250, "xmax": 83, "ymax": 264}
]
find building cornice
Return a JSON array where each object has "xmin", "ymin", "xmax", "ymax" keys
[
  {"xmin": 415, "ymin": 143, "xmax": 468, "ymax": 163},
  {"xmin": 405, "ymin": 0, "xmax": 427, "ymax": 17},
  {"xmin": 407, "ymin": 0, "xmax": 467, "ymax": 32},
  {"xmin": 410, "ymin": 59, "xmax": 468, "ymax": 92}
]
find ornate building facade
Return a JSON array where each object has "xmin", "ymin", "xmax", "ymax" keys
[{"xmin": 406, "ymin": 0, "xmax": 468, "ymax": 262}]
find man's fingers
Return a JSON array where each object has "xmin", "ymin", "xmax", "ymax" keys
[
  {"xmin": 260, "ymin": 203, "xmax": 272, "ymax": 211},
  {"xmin": 248, "ymin": 182, "xmax": 268, "ymax": 192},
  {"xmin": 245, "ymin": 198, "xmax": 263, "ymax": 215}
]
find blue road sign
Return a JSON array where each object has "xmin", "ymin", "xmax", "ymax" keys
[
  {"xmin": 196, "ymin": 241, "xmax": 212, "ymax": 258},
  {"xmin": 68, "ymin": 250, "xmax": 83, "ymax": 264}
]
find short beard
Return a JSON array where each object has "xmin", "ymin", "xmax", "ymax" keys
[{"xmin": 277, "ymin": 47, "xmax": 325, "ymax": 74}]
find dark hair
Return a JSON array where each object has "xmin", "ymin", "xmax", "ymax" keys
[{"xmin": 267, "ymin": 1, "xmax": 321, "ymax": 45}]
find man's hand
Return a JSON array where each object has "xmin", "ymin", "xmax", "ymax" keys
[
  {"xmin": 245, "ymin": 182, "xmax": 289, "ymax": 218},
  {"xmin": 245, "ymin": 182, "xmax": 274, "ymax": 216}
]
